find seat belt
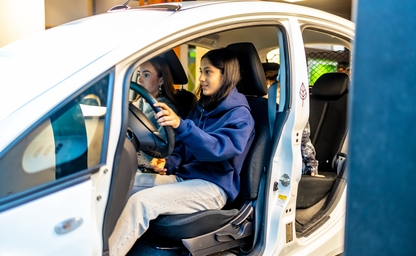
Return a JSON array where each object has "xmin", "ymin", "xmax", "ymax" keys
[
  {"xmin": 268, "ymin": 71, "xmax": 280, "ymax": 138},
  {"xmin": 334, "ymin": 133, "xmax": 348, "ymax": 175}
]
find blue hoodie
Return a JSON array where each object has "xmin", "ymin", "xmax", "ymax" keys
[{"xmin": 165, "ymin": 87, "xmax": 255, "ymax": 201}]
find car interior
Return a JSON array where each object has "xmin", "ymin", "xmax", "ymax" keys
[
  {"xmin": 109, "ymin": 23, "xmax": 352, "ymax": 255},
  {"xmin": 295, "ymin": 72, "xmax": 349, "ymax": 237},
  {"xmin": 295, "ymin": 29, "xmax": 351, "ymax": 238}
]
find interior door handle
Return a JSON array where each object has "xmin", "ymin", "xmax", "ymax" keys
[{"xmin": 54, "ymin": 217, "xmax": 83, "ymax": 235}]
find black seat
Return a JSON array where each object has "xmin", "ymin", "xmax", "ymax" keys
[
  {"xmin": 262, "ymin": 62, "xmax": 280, "ymax": 75},
  {"xmin": 226, "ymin": 42, "xmax": 275, "ymax": 202},
  {"xmin": 140, "ymin": 43, "xmax": 275, "ymax": 256},
  {"xmin": 161, "ymin": 50, "xmax": 197, "ymax": 118},
  {"xmin": 160, "ymin": 49, "xmax": 188, "ymax": 85},
  {"xmin": 174, "ymin": 88, "xmax": 197, "ymax": 118},
  {"xmin": 296, "ymin": 72, "xmax": 349, "ymax": 209}
]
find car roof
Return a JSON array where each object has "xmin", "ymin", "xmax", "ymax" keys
[
  {"xmin": 0, "ymin": 1, "xmax": 354, "ymax": 123},
  {"xmin": 0, "ymin": 10, "xmax": 174, "ymax": 122}
]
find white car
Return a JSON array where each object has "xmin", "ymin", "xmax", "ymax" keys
[{"xmin": 0, "ymin": 1, "xmax": 354, "ymax": 255}]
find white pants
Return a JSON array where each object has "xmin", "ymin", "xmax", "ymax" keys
[{"xmin": 109, "ymin": 172, "xmax": 227, "ymax": 256}]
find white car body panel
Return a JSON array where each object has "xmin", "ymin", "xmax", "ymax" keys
[
  {"xmin": 0, "ymin": 180, "xmax": 93, "ymax": 255},
  {"xmin": 0, "ymin": 11, "xmax": 172, "ymax": 123},
  {"xmin": 262, "ymin": 17, "xmax": 311, "ymax": 255},
  {"xmin": 289, "ymin": 190, "xmax": 347, "ymax": 256},
  {"xmin": 0, "ymin": 1, "xmax": 354, "ymax": 255}
]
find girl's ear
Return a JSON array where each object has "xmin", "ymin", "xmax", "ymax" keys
[{"xmin": 158, "ymin": 77, "xmax": 164, "ymax": 86}]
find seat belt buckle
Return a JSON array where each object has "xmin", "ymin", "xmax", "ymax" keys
[{"xmin": 334, "ymin": 152, "xmax": 347, "ymax": 175}]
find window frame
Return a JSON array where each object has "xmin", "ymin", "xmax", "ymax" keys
[{"xmin": 0, "ymin": 68, "xmax": 115, "ymax": 213}]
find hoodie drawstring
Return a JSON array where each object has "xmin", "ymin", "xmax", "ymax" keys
[
  {"xmin": 198, "ymin": 109, "xmax": 209, "ymax": 130},
  {"xmin": 202, "ymin": 118, "xmax": 207, "ymax": 130},
  {"xmin": 198, "ymin": 109, "xmax": 204, "ymax": 127}
]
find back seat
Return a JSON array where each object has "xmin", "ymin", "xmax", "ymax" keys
[{"xmin": 297, "ymin": 72, "xmax": 350, "ymax": 209}]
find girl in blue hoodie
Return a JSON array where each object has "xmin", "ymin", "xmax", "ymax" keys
[{"xmin": 109, "ymin": 48, "xmax": 255, "ymax": 256}]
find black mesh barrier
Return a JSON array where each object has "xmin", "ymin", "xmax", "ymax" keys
[{"xmin": 306, "ymin": 50, "xmax": 351, "ymax": 85}]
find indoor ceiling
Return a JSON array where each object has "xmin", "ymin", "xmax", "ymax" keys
[{"xmin": 271, "ymin": 0, "xmax": 353, "ymax": 20}]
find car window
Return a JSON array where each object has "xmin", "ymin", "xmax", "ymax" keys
[
  {"xmin": 0, "ymin": 73, "xmax": 111, "ymax": 199},
  {"xmin": 302, "ymin": 28, "xmax": 352, "ymax": 85}
]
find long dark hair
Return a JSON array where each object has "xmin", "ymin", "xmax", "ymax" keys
[
  {"xmin": 134, "ymin": 56, "xmax": 180, "ymax": 113},
  {"xmin": 196, "ymin": 48, "xmax": 240, "ymax": 110},
  {"xmin": 148, "ymin": 56, "xmax": 177, "ymax": 102}
]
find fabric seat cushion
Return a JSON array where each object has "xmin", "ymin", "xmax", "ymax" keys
[{"xmin": 145, "ymin": 209, "xmax": 239, "ymax": 241}]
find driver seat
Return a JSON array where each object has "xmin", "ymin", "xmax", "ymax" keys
[{"xmin": 139, "ymin": 43, "xmax": 271, "ymax": 256}]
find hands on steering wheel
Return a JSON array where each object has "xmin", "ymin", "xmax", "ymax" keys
[
  {"xmin": 128, "ymin": 82, "xmax": 175, "ymax": 158},
  {"xmin": 149, "ymin": 102, "xmax": 181, "ymax": 175},
  {"xmin": 154, "ymin": 102, "xmax": 181, "ymax": 129}
]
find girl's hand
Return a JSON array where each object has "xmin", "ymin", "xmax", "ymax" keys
[
  {"xmin": 154, "ymin": 102, "xmax": 181, "ymax": 129},
  {"xmin": 149, "ymin": 158, "xmax": 167, "ymax": 175}
]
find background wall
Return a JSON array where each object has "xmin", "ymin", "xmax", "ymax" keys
[
  {"xmin": 0, "ymin": 0, "xmax": 45, "ymax": 47},
  {"xmin": 95, "ymin": 0, "xmax": 141, "ymax": 15},
  {"xmin": 0, "ymin": 0, "xmax": 140, "ymax": 47},
  {"xmin": 45, "ymin": 0, "xmax": 91, "ymax": 28},
  {"xmin": 45, "ymin": 0, "xmax": 140, "ymax": 27}
]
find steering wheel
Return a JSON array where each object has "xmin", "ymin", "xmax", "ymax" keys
[{"xmin": 127, "ymin": 81, "xmax": 175, "ymax": 158}]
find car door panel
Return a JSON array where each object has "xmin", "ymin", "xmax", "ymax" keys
[
  {"xmin": 0, "ymin": 180, "xmax": 93, "ymax": 255},
  {"xmin": 0, "ymin": 71, "xmax": 114, "ymax": 255}
]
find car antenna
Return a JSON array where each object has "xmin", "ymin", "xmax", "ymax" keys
[{"xmin": 108, "ymin": 0, "xmax": 131, "ymax": 12}]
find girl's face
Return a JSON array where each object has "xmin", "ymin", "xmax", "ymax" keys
[
  {"xmin": 199, "ymin": 58, "xmax": 223, "ymax": 96},
  {"xmin": 137, "ymin": 61, "xmax": 163, "ymax": 98}
]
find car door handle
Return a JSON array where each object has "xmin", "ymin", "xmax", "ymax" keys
[{"xmin": 54, "ymin": 217, "xmax": 83, "ymax": 235}]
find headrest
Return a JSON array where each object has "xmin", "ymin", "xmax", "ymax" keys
[
  {"xmin": 226, "ymin": 42, "xmax": 268, "ymax": 96},
  {"xmin": 311, "ymin": 72, "xmax": 349, "ymax": 98},
  {"xmin": 160, "ymin": 50, "xmax": 188, "ymax": 85},
  {"xmin": 262, "ymin": 62, "xmax": 280, "ymax": 73}
]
